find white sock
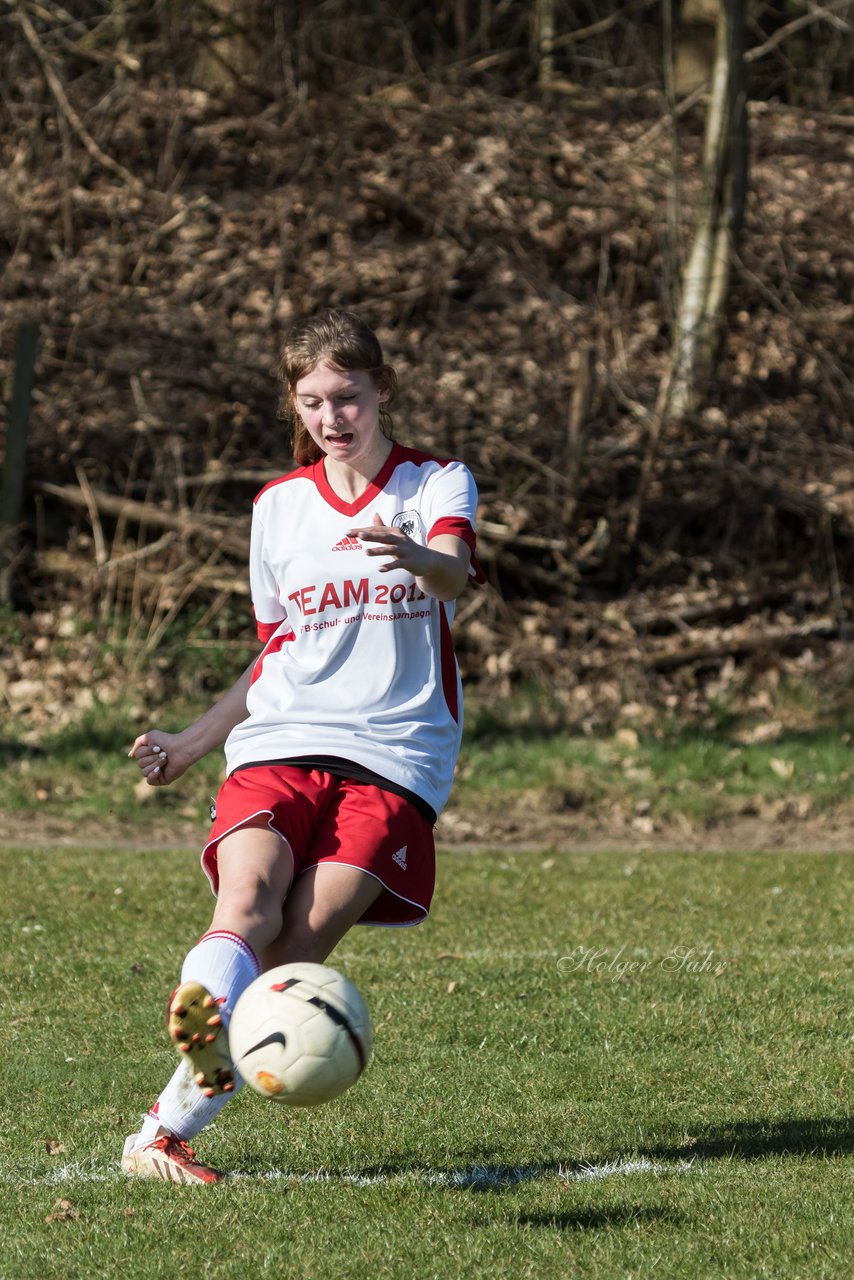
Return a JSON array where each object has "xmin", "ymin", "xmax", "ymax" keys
[
  {"xmin": 135, "ymin": 1064, "xmax": 232, "ymax": 1144},
  {"xmin": 133, "ymin": 930, "xmax": 261, "ymax": 1147},
  {"xmin": 180, "ymin": 929, "xmax": 261, "ymax": 1026}
]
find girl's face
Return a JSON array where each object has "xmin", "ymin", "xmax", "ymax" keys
[{"xmin": 293, "ymin": 360, "xmax": 390, "ymax": 471}]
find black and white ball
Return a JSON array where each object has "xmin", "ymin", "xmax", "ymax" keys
[{"xmin": 228, "ymin": 963, "xmax": 373, "ymax": 1106}]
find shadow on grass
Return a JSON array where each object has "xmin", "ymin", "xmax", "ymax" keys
[
  {"xmin": 0, "ymin": 716, "xmax": 131, "ymax": 759},
  {"xmin": 0, "ymin": 740, "xmax": 45, "ymax": 763},
  {"xmin": 235, "ymin": 1151, "xmax": 560, "ymax": 1187},
  {"xmin": 51, "ymin": 717, "xmax": 132, "ymax": 754},
  {"xmin": 639, "ymin": 1116, "xmax": 854, "ymax": 1162},
  {"xmin": 236, "ymin": 1151, "xmax": 681, "ymax": 1192},
  {"xmin": 237, "ymin": 1116, "xmax": 854, "ymax": 1189},
  {"xmin": 517, "ymin": 1206, "xmax": 682, "ymax": 1232}
]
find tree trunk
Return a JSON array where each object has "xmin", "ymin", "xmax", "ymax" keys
[
  {"xmin": 1, "ymin": 324, "xmax": 39, "ymax": 605},
  {"xmin": 627, "ymin": 0, "xmax": 747, "ymax": 540},
  {"xmin": 665, "ymin": 0, "xmax": 748, "ymax": 421},
  {"xmin": 533, "ymin": 0, "xmax": 556, "ymax": 87}
]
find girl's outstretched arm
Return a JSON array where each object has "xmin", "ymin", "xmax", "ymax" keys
[{"xmin": 128, "ymin": 658, "xmax": 257, "ymax": 786}]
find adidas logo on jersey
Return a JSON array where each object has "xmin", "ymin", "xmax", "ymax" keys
[
  {"xmin": 331, "ymin": 535, "xmax": 362, "ymax": 551},
  {"xmin": 391, "ymin": 846, "xmax": 408, "ymax": 870}
]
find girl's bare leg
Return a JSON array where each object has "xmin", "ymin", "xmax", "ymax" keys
[{"xmin": 263, "ymin": 862, "xmax": 384, "ymax": 968}]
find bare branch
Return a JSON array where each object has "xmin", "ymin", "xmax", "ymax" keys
[
  {"xmin": 745, "ymin": 0, "xmax": 853, "ymax": 63},
  {"xmin": 14, "ymin": 5, "xmax": 143, "ymax": 190}
]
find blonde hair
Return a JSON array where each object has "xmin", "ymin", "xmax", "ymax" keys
[{"xmin": 277, "ymin": 310, "xmax": 398, "ymax": 465}]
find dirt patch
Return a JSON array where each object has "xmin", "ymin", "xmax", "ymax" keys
[
  {"xmin": 437, "ymin": 794, "xmax": 854, "ymax": 853},
  {"xmin": 4, "ymin": 798, "xmax": 852, "ymax": 855}
]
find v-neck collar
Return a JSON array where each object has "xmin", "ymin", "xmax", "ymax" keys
[{"xmin": 313, "ymin": 442, "xmax": 402, "ymax": 516}]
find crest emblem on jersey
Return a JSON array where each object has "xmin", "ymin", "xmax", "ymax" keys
[{"xmin": 392, "ymin": 510, "xmax": 425, "ymax": 541}]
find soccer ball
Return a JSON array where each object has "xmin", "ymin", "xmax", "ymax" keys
[{"xmin": 228, "ymin": 962, "xmax": 373, "ymax": 1107}]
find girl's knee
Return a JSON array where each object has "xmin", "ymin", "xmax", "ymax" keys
[{"xmin": 212, "ymin": 889, "xmax": 283, "ymax": 948}]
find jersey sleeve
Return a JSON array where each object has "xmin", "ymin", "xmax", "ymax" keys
[
  {"xmin": 423, "ymin": 460, "xmax": 486, "ymax": 584},
  {"xmin": 249, "ymin": 497, "xmax": 289, "ymax": 641}
]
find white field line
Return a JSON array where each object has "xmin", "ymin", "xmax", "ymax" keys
[{"xmin": 5, "ymin": 1155, "xmax": 695, "ymax": 1189}]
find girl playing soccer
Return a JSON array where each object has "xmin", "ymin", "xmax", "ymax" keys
[{"xmin": 122, "ymin": 309, "xmax": 483, "ymax": 1182}]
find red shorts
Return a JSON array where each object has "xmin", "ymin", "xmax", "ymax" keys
[{"xmin": 201, "ymin": 765, "xmax": 435, "ymax": 927}]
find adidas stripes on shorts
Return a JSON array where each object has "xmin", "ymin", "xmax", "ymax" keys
[{"xmin": 201, "ymin": 764, "xmax": 435, "ymax": 927}]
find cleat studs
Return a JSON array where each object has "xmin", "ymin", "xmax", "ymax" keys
[
  {"xmin": 205, "ymin": 1033, "xmax": 217, "ymax": 1043},
  {"xmin": 223, "ymin": 1082, "xmax": 235, "ymax": 1093},
  {"xmin": 202, "ymin": 995, "xmax": 215, "ymax": 1008},
  {"xmin": 206, "ymin": 1014, "xmax": 223, "ymax": 1028},
  {"xmin": 191, "ymin": 1033, "xmax": 202, "ymax": 1043},
  {"xmin": 172, "ymin": 1004, "xmax": 187, "ymax": 1017},
  {"xmin": 194, "ymin": 1071, "xmax": 207, "ymax": 1086},
  {"xmin": 203, "ymin": 1088, "xmax": 215, "ymax": 1099},
  {"xmin": 179, "ymin": 1043, "xmax": 191, "ymax": 1053}
]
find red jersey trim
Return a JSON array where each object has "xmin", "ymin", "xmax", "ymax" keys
[
  {"xmin": 256, "ymin": 618, "xmax": 282, "ymax": 642},
  {"xmin": 438, "ymin": 601, "xmax": 459, "ymax": 722},
  {"xmin": 253, "ymin": 466, "xmax": 309, "ymax": 504},
  {"xmin": 428, "ymin": 515, "xmax": 486, "ymax": 584},
  {"xmin": 313, "ymin": 454, "xmax": 385, "ymax": 517},
  {"xmin": 311, "ymin": 443, "xmax": 451, "ymax": 517},
  {"xmin": 251, "ymin": 629, "xmax": 295, "ymax": 683},
  {"xmin": 391, "ymin": 444, "xmax": 454, "ymax": 469},
  {"xmin": 256, "ymin": 444, "xmax": 459, "ymax": 518}
]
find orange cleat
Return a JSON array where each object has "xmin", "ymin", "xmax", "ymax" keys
[
  {"xmin": 167, "ymin": 981, "xmax": 235, "ymax": 1097},
  {"xmin": 121, "ymin": 1134, "xmax": 223, "ymax": 1184}
]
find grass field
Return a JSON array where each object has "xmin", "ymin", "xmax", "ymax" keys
[
  {"xmin": 4, "ymin": 690, "xmax": 854, "ymax": 837},
  {"xmin": 1, "ymin": 841, "xmax": 851, "ymax": 1279}
]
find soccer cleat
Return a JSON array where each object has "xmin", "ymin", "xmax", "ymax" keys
[
  {"xmin": 121, "ymin": 1133, "xmax": 223, "ymax": 1184},
  {"xmin": 167, "ymin": 981, "xmax": 235, "ymax": 1097}
]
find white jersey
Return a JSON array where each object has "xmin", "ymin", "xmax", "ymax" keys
[{"xmin": 224, "ymin": 443, "xmax": 482, "ymax": 819}]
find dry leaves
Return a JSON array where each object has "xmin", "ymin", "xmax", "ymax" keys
[
  {"xmin": 45, "ymin": 1199, "xmax": 79, "ymax": 1223},
  {"xmin": 1, "ymin": 24, "xmax": 852, "ymax": 728}
]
